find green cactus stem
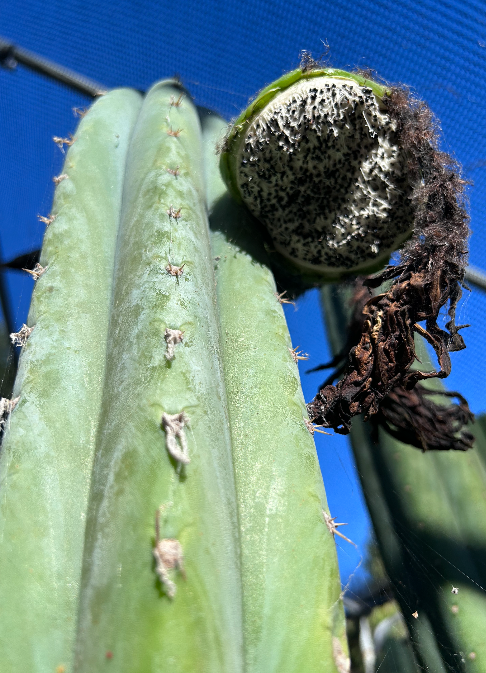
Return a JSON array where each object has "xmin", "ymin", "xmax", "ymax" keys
[
  {"xmin": 370, "ymin": 603, "xmax": 419, "ymax": 673},
  {"xmin": 74, "ymin": 81, "xmax": 243, "ymax": 672},
  {"xmin": 1, "ymin": 78, "xmax": 360, "ymax": 673},
  {"xmin": 0, "ymin": 88, "xmax": 142, "ymax": 672},
  {"xmin": 321, "ymin": 282, "xmax": 486, "ymax": 673},
  {"xmin": 220, "ymin": 67, "xmax": 414, "ymax": 278},
  {"xmin": 203, "ymin": 109, "xmax": 348, "ymax": 673}
]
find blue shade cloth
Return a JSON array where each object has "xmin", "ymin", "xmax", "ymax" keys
[{"xmin": 1, "ymin": 0, "xmax": 485, "ymax": 586}]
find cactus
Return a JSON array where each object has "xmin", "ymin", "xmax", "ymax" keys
[
  {"xmin": 203, "ymin": 109, "xmax": 348, "ymax": 672},
  {"xmin": 0, "ymin": 81, "xmax": 347, "ymax": 672},
  {"xmin": 3, "ymin": 58, "xmax": 478, "ymax": 672},
  {"xmin": 0, "ymin": 88, "xmax": 142, "ymax": 672},
  {"xmin": 321, "ymin": 282, "xmax": 486, "ymax": 672},
  {"xmin": 370, "ymin": 602, "xmax": 418, "ymax": 673}
]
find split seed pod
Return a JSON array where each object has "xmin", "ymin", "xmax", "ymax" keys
[{"xmin": 220, "ymin": 68, "xmax": 414, "ymax": 278}]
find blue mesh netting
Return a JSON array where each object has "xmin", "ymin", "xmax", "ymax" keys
[{"xmin": 1, "ymin": 0, "xmax": 485, "ymax": 585}]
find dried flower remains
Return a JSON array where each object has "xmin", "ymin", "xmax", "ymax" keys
[
  {"xmin": 307, "ymin": 75, "xmax": 471, "ymax": 437},
  {"xmin": 308, "ymin": 279, "xmax": 473, "ymax": 451}
]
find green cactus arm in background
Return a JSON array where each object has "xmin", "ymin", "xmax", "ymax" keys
[
  {"xmin": 0, "ymin": 88, "xmax": 142, "ymax": 673},
  {"xmin": 321, "ymin": 282, "xmax": 486, "ymax": 673},
  {"xmin": 370, "ymin": 602, "xmax": 419, "ymax": 673},
  {"xmin": 73, "ymin": 82, "xmax": 243, "ymax": 673},
  {"xmin": 202, "ymin": 109, "xmax": 348, "ymax": 673}
]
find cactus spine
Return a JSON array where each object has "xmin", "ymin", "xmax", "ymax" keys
[{"xmin": 0, "ymin": 88, "xmax": 142, "ymax": 672}]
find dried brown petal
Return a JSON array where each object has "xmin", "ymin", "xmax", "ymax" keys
[{"xmin": 377, "ymin": 386, "xmax": 474, "ymax": 452}]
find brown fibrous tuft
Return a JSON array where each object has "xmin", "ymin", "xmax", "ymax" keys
[
  {"xmin": 307, "ymin": 82, "xmax": 471, "ymax": 436},
  {"xmin": 308, "ymin": 276, "xmax": 473, "ymax": 450},
  {"xmin": 299, "ymin": 42, "xmax": 330, "ymax": 73},
  {"xmin": 311, "ymin": 278, "xmax": 474, "ymax": 451},
  {"xmin": 377, "ymin": 386, "xmax": 474, "ymax": 452}
]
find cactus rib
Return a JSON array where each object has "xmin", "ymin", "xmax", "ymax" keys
[
  {"xmin": 203, "ymin": 109, "xmax": 348, "ymax": 673},
  {"xmin": 74, "ymin": 81, "xmax": 243, "ymax": 673},
  {"xmin": 0, "ymin": 88, "xmax": 142, "ymax": 673}
]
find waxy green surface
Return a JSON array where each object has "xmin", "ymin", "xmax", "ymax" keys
[
  {"xmin": 203, "ymin": 110, "xmax": 348, "ymax": 673},
  {"xmin": 1, "ymin": 81, "xmax": 352, "ymax": 673},
  {"xmin": 0, "ymin": 88, "xmax": 142, "ymax": 673},
  {"xmin": 74, "ymin": 82, "xmax": 243, "ymax": 673}
]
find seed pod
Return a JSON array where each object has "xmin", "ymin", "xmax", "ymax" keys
[{"xmin": 220, "ymin": 68, "xmax": 414, "ymax": 278}]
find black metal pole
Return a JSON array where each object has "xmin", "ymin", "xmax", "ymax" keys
[
  {"xmin": 0, "ymin": 36, "xmax": 107, "ymax": 98},
  {"xmin": 465, "ymin": 265, "xmax": 486, "ymax": 293}
]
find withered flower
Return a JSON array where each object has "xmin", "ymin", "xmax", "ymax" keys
[
  {"xmin": 221, "ymin": 56, "xmax": 471, "ymax": 435},
  {"xmin": 308, "ymin": 86, "xmax": 471, "ymax": 433},
  {"xmin": 308, "ymin": 279, "xmax": 473, "ymax": 450}
]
